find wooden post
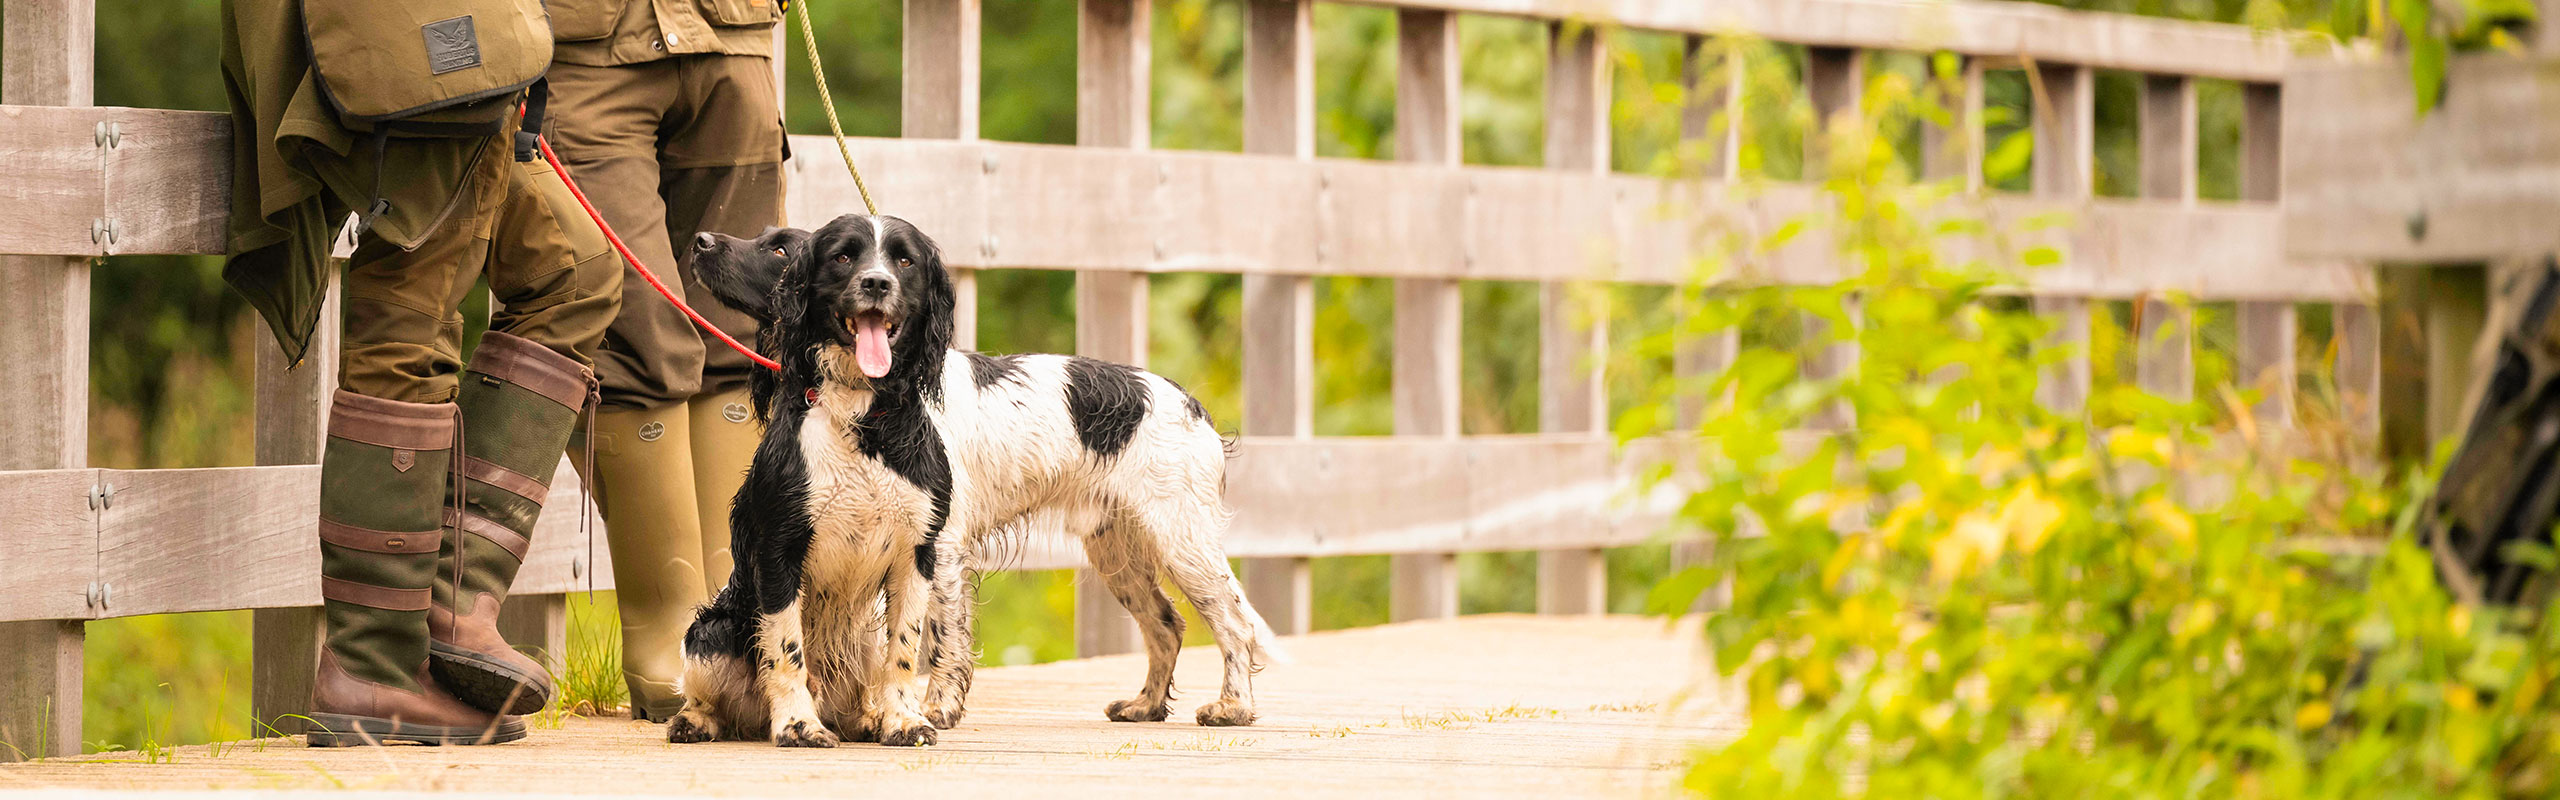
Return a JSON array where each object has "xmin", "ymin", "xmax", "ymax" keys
[
  {"xmin": 2032, "ymin": 63, "xmax": 2094, "ymax": 412},
  {"xmin": 249, "ymin": 275, "xmax": 339, "ymax": 736},
  {"xmin": 1387, "ymin": 9, "xmax": 1463, "ymax": 623},
  {"xmin": 906, "ymin": 0, "xmax": 982, "ymax": 350},
  {"xmin": 1668, "ymin": 35, "xmax": 1744, "ymax": 601},
  {"xmin": 1923, "ymin": 56, "xmax": 1984, "ymax": 189},
  {"xmin": 2134, "ymin": 75, "xmax": 2195, "ymax": 401},
  {"xmin": 2423, "ymin": 267, "xmax": 2488, "ymax": 446},
  {"xmin": 1801, "ymin": 47, "xmax": 1863, "ymax": 430},
  {"xmin": 1535, "ymin": 21, "xmax": 1608, "ymax": 616},
  {"xmin": 1073, "ymin": 0, "xmax": 1149, "ymax": 657},
  {"xmin": 495, "ymin": 594, "xmax": 567, "ymax": 675},
  {"xmin": 1, "ymin": 0, "xmax": 94, "ymax": 761},
  {"xmin": 1237, "ymin": 0, "xmax": 1314, "ymax": 636},
  {"xmin": 2227, "ymin": 79, "xmax": 2295, "ymax": 426},
  {"xmin": 2336, "ymin": 302, "xmax": 2382, "ymax": 439}
]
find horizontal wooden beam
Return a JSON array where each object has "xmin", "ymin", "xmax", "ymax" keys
[
  {"xmin": 0, "ymin": 436, "xmax": 1709, "ymax": 623},
  {"xmin": 0, "ymin": 107, "xmax": 2359, "ymax": 300},
  {"xmin": 2284, "ymin": 55, "xmax": 2560, "ymax": 263},
  {"xmin": 1337, "ymin": 0, "xmax": 2294, "ymax": 81}
]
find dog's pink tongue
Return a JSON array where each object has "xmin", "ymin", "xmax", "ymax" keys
[{"xmin": 854, "ymin": 316, "xmax": 893, "ymax": 378}]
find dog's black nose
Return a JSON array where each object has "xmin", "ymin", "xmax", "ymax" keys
[
  {"xmin": 859, "ymin": 273, "xmax": 894, "ymax": 298},
  {"xmin": 693, "ymin": 232, "xmax": 718, "ymax": 251}
]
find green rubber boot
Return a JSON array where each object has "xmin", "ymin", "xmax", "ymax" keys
[
  {"xmin": 429, "ymin": 331, "xmax": 593, "ymax": 715},
  {"xmin": 309, "ymin": 391, "xmax": 523, "ymax": 747}
]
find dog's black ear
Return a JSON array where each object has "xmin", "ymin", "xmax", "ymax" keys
[
  {"xmin": 896, "ymin": 218, "xmax": 957, "ymax": 361},
  {"xmin": 692, "ymin": 231, "xmax": 799, "ymax": 324}
]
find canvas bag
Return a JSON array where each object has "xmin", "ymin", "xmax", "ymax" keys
[{"xmin": 303, "ymin": 0, "xmax": 552, "ymax": 135}]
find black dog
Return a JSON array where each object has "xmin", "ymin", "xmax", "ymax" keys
[{"xmin": 667, "ymin": 216, "xmax": 1280, "ymax": 748}]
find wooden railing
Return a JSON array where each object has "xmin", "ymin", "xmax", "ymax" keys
[{"xmin": 0, "ymin": 0, "xmax": 2369, "ymax": 759}]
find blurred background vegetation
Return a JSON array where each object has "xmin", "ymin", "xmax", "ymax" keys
[{"xmin": 38, "ymin": 0, "xmax": 2369, "ymax": 751}]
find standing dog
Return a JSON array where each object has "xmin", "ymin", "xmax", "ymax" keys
[{"xmin": 667, "ymin": 216, "xmax": 1280, "ymax": 747}]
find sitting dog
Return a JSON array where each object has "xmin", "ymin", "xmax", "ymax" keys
[{"xmin": 665, "ymin": 216, "xmax": 1281, "ymax": 748}]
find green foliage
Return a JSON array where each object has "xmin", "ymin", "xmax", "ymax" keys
[{"xmin": 1624, "ymin": 49, "xmax": 2560, "ymax": 797}]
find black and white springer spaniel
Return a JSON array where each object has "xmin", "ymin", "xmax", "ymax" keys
[{"xmin": 666, "ymin": 215, "xmax": 1280, "ymax": 748}]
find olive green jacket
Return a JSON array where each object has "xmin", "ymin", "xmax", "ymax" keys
[
  {"xmin": 220, "ymin": 0, "xmax": 497, "ymax": 364},
  {"xmin": 550, "ymin": 0, "xmax": 777, "ymax": 67}
]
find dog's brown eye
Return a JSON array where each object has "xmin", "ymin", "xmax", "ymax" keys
[
  {"xmin": 897, "ymin": 258, "xmax": 912, "ymax": 269},
  {"xmin": 834, "ymin": 254, "xmax": 850, "ymax": 264},
  {"xmin": 772, "ymin": 247, "xmax": 787, "ymax": 257}
]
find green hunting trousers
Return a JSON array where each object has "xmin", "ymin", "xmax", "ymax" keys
[
  {"xmin": 340, "ymin": 133, "xmax": 623, "ymax": 401},
  {"xmin": 542, "ymin": 54, "xmax": 785, "ymax": 411}
]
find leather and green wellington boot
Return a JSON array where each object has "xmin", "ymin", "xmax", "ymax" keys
[
  {"xmin": 581, "ymin": 405, "xmax": 710, "ymax": 722},
  {"xmin": 428, "ymin": 331, "xmax": 591, "ymax": 715},
  {"xmin": 687, "ymin": 386, "xmax": 758, "ymax": 589},
  {"xmin": 309, "ymin": 391, "xmax": 523, "ymax": 747}
]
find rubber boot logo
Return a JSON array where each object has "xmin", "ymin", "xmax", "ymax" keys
[
  {"xmin": 723, "ymin": 402, "xmax": 751, "ymax": 424},
  {"xmin": 639, "ymin": 421, "xmax": 665, "ymax": 442},
  {"xmin": 392, "ymin": 449, "xmax": 416, "ymax": 472}
]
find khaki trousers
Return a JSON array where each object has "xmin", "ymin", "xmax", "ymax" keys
[
  {"xmin": 542, "ymin": 54, "xmax": 785, "ymax": 411},
  {"xmin": 340, "ymin": 135, "xmax": 622, "ymax": 402}
]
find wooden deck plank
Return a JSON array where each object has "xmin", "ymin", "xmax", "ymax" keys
[{"xmin": 0, "ymin": 616, "xmax": 1720, "ymax": 797}]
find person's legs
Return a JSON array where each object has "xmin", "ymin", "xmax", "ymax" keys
[
  {"xmin": 312, "ymin": 138, "xmax": 520, "ymax": 746},
  {"xmin": 546, "ymin": 59, "xmax": 713, "ymax": 721},
  {"xmin": 661, "ymin": 53, "xmax": 786, "ymax": 591},
  {"xmin": 424, "ymin": 154, "xmax": 624, "ymax": 715}
]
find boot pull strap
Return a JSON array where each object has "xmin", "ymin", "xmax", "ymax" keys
[{"xmin": 450, "ymin": 402, "xmax": 467, "ymax": 623}]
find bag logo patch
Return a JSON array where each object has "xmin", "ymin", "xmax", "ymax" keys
[
  {"xmin": 422, "ymin": 16, "xmax": 482, "ymax": 75},
  {"xmin": 392, "ymin": 449, "xmax": 417, "ymax": 473}
]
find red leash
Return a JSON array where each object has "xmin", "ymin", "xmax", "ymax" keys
[{"xmin": 535, "ymin": 135, "xmax": 782, "ymax": 372}]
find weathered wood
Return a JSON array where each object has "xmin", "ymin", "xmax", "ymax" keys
[
  {"xmin": 1077, "ymin": 0, "xmax": 1150, "ymax": 150},
  {"xmin": 1801, "ymin": 47, "xmax": 1862, "ymax": 431},
  {"xmin": 95, "ymin": 467, "xmax": 321, "ymax": 617},
  {"xmin": 2375, "ymin": 270, "xmax": 2432, "ymax": 460},
  {"xmin": 905, "ymin": 0, "xmax": 984, "ymax": 350},
  {"xmin": 1683, "ymin": 35, "xmax": 1742, "ymax": 181},
  {"xmin": 1237, "ymin": 0, "xmax": 1315, "ymax": 631},
  {"xmin": 2284, "ymin": 57, "xmax": 2560, "ymax": 262},
  {"xmin": 495, "ymin": 593, "xmax": 568, "ymax": 676},
  {"xmin": 2030, "ymin": 62, "xmax": 2093, "ymax": 413},
  {"xmin": 1357, "ymin": 0, "xmax": 2286, "ymax": 81},
  {"xmin": 2423, "ymin": 267, "xmax": 2488, "ymax": 446},
  {"xmin": 2136, "ymin": 299, "xmax": 2194, "ymax": 400},
  {"xmin": 903, "ymin": 0, "xmax": 982, "ymax": 141},
  {"xmin": 1388, "ymin": 12, "xmax": 1464, "ymax": 620},
  {"xmin": 2, "ymin": 0, "xmax": 93, "ymax": 764},
  {"xmin": 2242, "ymin": 81, "xmax": 2281, "ymax": 203},
  {"xmin": 1923, "ymin": 56, "xmax": 1985, "ymax": 187},
  {"xmin": 0, "ymin": 468, "xmax": 97, "ymax": 625},
  {"xmin": 2333, "ymin": 302, "xmax": 2380, "ymax": 439},
  {"xmin": 248, "ymin": 267, "xmax": 335, "ymax": 736},
  {"xmin": 2141, "ymin": 74, "xmax": 2197, "ymax": 202},
  {"xmin": 0, "ymin": 110, "xmax": 2372, "ymax": 300},
  {"xmin": 1533, "ymin": 21, "xmax": 1610, "ymax": 617},
  {"xmin": 2237, "ymin": 301, "xmax": 2296, "ymax": 427},
  {"xmin": 10, "ymin": 616, "xmax": 1709, "ymax": 795},
  {"xmin": 0, "ymin": 620, "xmax": 81, "ymax": 760},
  {"xmin": 2035, "ymin": 297, "xmax": 2093, "ymax": 411}
]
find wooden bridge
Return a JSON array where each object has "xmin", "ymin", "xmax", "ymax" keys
[{"xmin": 0, "ymin": 0, "xmax": 2498, "ymax": 786}]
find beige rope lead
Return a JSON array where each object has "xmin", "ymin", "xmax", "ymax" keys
[{"xmin": 790, "ymin": 0, "xmax": 880, "ymax": 215}]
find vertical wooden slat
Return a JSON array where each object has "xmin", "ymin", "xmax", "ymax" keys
[
  {"xmin": 0, "ymin": 0, "xmax": 94, "ymax": 761},
  {"xmin": 2032, "ymin": 63, "xmax": 2093, "ymax": 412},
  {"xmin": 1535, "ymin": 21, "xmax": 1608, "ymax": 616},
  {"xmin": 1681, "ymin": 35, "xmax": 1742, "ymax": 182},
  {"xmin": 2336, "ymin": 302, "xmax": 2382, "ymax": 439},
  {"xmin": 2423, "ymin": 267, "xmax": 2489, "ymax": 446},
  {"xmin": 1236, "ymin": 0, "xmax": 1317, "ymax": 637},
  {"xmin": 2135, "ymin": 75, "xmax": 2195, "ymax": 401},
  {"xmin": 2236, "ymin": 302, "xmax": 2297, "ymax": 425},
  {"xmin": 906, "ymin": 0, "xmax": 981, "ymax": 350},
  {"xmin": 1388, "ymin": 8, "xmax": 1463, "ymax": 622},
  {"xmin": 1072, "ymin": 0, "xmax": 1151, "ymax": 657},
  {"xmin": 1801, "ymin": 47, "xmax": 1863, "ymax": 430},
  {"xmin": 1923, "ymin": 56, "xmax": 1984, "ymax": 188},
  {"xmin": 248, "ymin": 274, "xmax": 340, "ymax": 736}
]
